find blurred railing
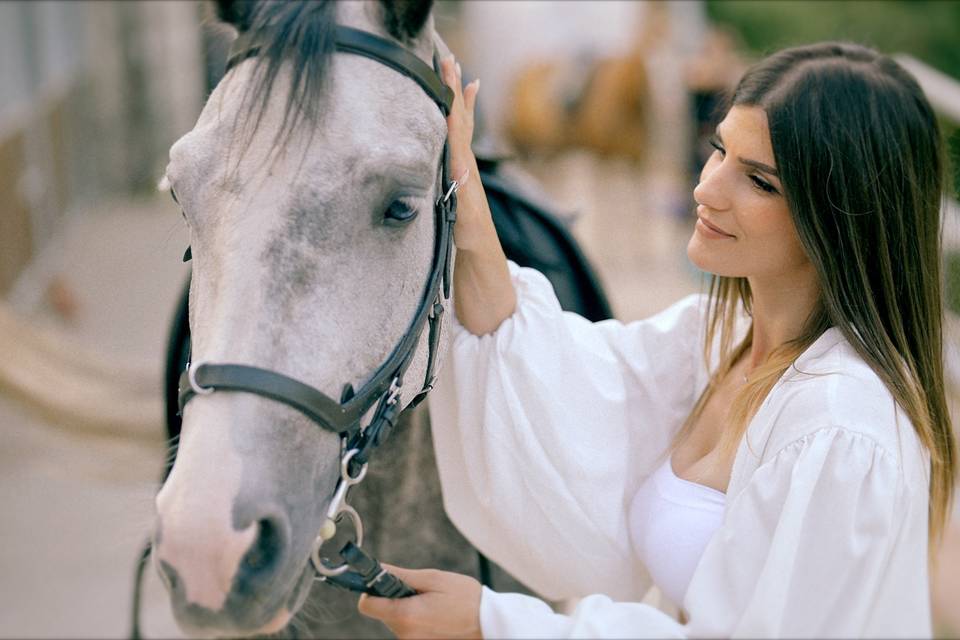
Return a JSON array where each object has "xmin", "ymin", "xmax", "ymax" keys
[{"xmin": 0, "ymin": 1, "xmax": 204, "ymax": 302}]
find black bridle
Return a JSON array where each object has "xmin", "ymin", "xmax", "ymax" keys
[{"xmin": 177, "ymin": 25, "xmax": 457, "ymax": 599}]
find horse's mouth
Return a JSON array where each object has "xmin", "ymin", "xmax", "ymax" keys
[
  {"xmin": 278, "ymin": 563, "xmax": 316, "ymax": 625},
  {"xmin": 244, "ymin": 563, "xmax": 315, "ymax": 637},
  {"xmin": 165, "ymin": 561, "xmax": 316, "ymax": 638},
  {"xmin": 252, "ymin": 608, "xmax": 292, "ymax": 637}
]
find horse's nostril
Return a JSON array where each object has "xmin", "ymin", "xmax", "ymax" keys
[{"xmin": 244, "ymin": 518, "xmax": 284, "ymax": 573}]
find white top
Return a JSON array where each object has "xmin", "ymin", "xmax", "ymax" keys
[
  {"xmin": 428, "ymin": 262, "xmax": 931, "ymax": 638},
  {"xmin": 628, "ymin": 457, "xmax": 725, "ymax": 609}
]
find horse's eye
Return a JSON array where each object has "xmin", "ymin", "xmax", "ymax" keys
[{"xmin": 382, "ymin": 197, "xmax": 420, "ymax": 226}]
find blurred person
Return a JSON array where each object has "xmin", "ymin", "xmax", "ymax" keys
[{"xmin": 359, "ymin": 42, "xmax": 955, "ymax": 637}]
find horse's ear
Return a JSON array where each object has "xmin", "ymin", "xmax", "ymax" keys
[
  {"xmin": 379, "ymin": 0, "xmax": 434, "ymax": 41},
  {"xmin": 213, "ymin": 0, "xmax": 256, "ymax": 32}
]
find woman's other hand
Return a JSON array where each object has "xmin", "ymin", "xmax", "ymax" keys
[{"xmin": 357, "ymin": 564, "xmax": 483, "ymax": 639}]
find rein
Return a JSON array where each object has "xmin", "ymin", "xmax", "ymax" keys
[{"xmin": 178, "ymin": 25, "xmax": 458, "ymax": 599}]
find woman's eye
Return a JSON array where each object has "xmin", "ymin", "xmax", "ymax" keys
[
  {"xmin": 383, "ymin": 197, "xmax": 420, "ymax": 226},
  {"xmin": 749, "ymin": 175, "xmax": 779, "ymax": 195},
  {"xmin": 708, "ymin": 136, "xmax": 725, "ymax": 156}
]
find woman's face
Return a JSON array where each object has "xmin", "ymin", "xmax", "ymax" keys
[{"xmin": 687, "ymin": 106, "xmax": 810, "ymax": 282}]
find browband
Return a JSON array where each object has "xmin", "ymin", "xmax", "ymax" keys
[{"xmin": 226, "ymin": 25, "xmax": 454, "ymax": 115}]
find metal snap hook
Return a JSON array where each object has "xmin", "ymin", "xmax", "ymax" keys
[{"xmin": 341, "ymin": 448, "xmax": 369, "ymax": 484}]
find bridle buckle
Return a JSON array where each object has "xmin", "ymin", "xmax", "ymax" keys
[
  {"xmin": 385, "ymin": 377, "xmax": 402, "ymax": 406},
  {"xmin": 187, "ymin": 363, "xmax": 214, "ymax": 396},
  {"xmin": 440, "ymin": 168, "xmax": 470, "ymax": 204}
]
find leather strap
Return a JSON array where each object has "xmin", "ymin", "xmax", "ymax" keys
[
  {"xmin": 179, "ymin": 364, "xmax": 366, "ymax": 436},
  {"xmin": 333, "ymin": 26, "xmax": 453, "ymax": 115},
  {"xmin": 226, "ymin": 26, "xmax": 453, "ymax": 115}
]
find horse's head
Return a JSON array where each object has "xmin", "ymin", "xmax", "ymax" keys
[{"xmin": 153, "ymin": 1, "xmax": 450, "ymax": 635}]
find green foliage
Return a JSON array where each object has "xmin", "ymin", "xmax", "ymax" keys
[
  {"xmin": 706, "ymin": 0, "xmax": 960, "ymax": 84},
  {"xmin": 949, "ymin": 130, "xmax": 960, "ymax": 315},
  {"xmin": 950, "ymin": 129, "xmax": 960, "ymax": 200},
  {"xmin": 946, "ymin": 251, "xmax": 960, "ymax": 315}
]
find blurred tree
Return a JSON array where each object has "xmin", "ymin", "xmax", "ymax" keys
[
  {"xmin": 949, "ymin": 130, "xmax": 960, "ymax": 315},
  {"xmin": 706, "ymin": 0, "xmax": 960, "ymax": 83}
]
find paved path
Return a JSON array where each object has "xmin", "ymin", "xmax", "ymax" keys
[{"xmin": 0, "ymin": 196, "xmax": 187, "ymax": 638}]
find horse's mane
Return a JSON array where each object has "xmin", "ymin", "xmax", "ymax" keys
[{"xmin": 213, "ymin": 0, "xmax": 433, "ymax": 152}]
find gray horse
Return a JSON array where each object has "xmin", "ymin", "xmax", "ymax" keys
[{"xmin": 152, "ymin": 1, "xmax": 524, "ymax": 637}]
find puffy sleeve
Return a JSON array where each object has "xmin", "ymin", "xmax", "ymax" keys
[
  {"xmin": 683, "ymin": 426, "xmax": 930, "ymax": 638},
  {"xmin": 429, "ymin": 262, "xmax": 707, "ymax": 602},
  {"xmin": 475, "ymin": 427, "xmax": 930, "ymax": 639}
]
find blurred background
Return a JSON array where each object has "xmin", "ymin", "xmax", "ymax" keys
[{"xmin": 0, "ymin": 1, "xmax": 957, "ymax": 637}]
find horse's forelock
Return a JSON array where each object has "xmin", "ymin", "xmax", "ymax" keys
[
  {"xmin": 220, "ymin": 0, "xmax": 438, "ymax": 158},
  {"xmin": 226, "ymin": 0, "xmax": 338, "ymax": 154},
  {"xmin": 379, "ymin": 0, "xmax": 435, "ymax": 42}
]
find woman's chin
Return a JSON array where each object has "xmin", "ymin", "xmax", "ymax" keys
[
  {"xmin": 686, "ymin": 238, "xmax": 744, "ymax": 279},
  {"xmin": 686, "ymin": 240, "xmax": 719, "ymax": 275}
]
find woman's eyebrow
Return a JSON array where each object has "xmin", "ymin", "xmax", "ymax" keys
[
  {"xmin": 715, "ymin": 128, "xmax": 780, "ymax": 177},
  {"xmin": 739, "ymin": 157, "xmax": 779, "ymax": 178}
]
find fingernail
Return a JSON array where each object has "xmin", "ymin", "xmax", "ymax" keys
[
  {"xmin": 456, "ymin": 62, "xmax": 462, "ymax": 76},
  {"xmin": 473, "ymin": 78, "xmax": 480, "ymax": 91}
]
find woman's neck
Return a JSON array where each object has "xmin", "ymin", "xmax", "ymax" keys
[{"xmin": 746, "ymin": 266, "xmax": 821, "ymax": 371}]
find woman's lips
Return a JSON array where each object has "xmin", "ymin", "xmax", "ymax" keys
[{"xmin": 696, "ymin": 217, "xmax": 736, "ymax": 239}]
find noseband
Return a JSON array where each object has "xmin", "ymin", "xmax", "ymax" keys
[{"xmin": 177, "ymin": 26, "xmax": 457, "ymax": 598}]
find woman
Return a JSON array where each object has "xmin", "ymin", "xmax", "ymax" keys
[{"xmin": 359, "ymin": 42, "xmax": 955, "ymax": 638}]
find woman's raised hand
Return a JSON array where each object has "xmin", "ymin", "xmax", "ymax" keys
[
  {"xmin": 440, "ymin": 55, "xmax": 480, "ymax": 189},
  {"xmin": 440, "ymin": 54, "xmax": 516, "ymax": 335},
  {"xmin": 439, "ymin": 54, "xmax": 490, "ymax": 253}
]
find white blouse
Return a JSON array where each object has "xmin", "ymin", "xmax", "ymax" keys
[
  {"xmin": 628, "ymin": 457, "xmax": 725, "ymax": 609},
  {"xmin": 429, "ymin": 262, "xmax": 931, "ymax": 638}
]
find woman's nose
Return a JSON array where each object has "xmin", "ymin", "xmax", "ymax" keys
[{"xmin": 693, "ymin": 155, "xmax": 730, "ymax": 212}]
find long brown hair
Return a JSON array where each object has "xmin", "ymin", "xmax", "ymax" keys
[{"xmin": 681, "ymin": 42, "xmax": 955, "ymax": 548}]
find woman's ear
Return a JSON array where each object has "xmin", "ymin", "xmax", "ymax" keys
[
  {"xmin": 379, "ymin": 0, "xmax": 434, "ymax": 41},
  {"xmin": 213, "ymin": 0, "xmax": 256, "ymax": 33}
]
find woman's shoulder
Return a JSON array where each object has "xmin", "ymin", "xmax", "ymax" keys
[{"xmin": 759, "ymin": 328, "xmax": 928, "ymax": 484}]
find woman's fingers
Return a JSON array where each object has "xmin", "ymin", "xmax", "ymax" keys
[
  {"xmin": 357, "ymin": 591, "xmax": 397, "ymax": 619},
  {"xmin": 464, "ymin": 79, "xmax": 479, "ymax": 114},
  {"xmin": 379, "ymin": 563, "xmax": 442, "ymax": 591},
  {"xmin": 357, "ymin": 565, "xmax": 483, "ymax": 640},
  {"xmin": 439, "ymin": 54, "xmax": 478, "ymax": 184},
  {"xmin": 441, "ymin": 55, "xmax": 460, "ymax": 100},
  {"xmin": 441, "ymin": 55, "xmax": 478, "ymax": 116}
]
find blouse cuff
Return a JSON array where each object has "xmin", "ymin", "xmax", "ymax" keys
[
  {"xmin": 479, "ymin": 587, "xmax": 687, "ymax": 639},
  {"xmin": 480, "ymin": 586, "xmax": 567, "ymax": 639},
  {"xmin": 448, "ymin": 260, "xmax": 564, "ymax": 345}
]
